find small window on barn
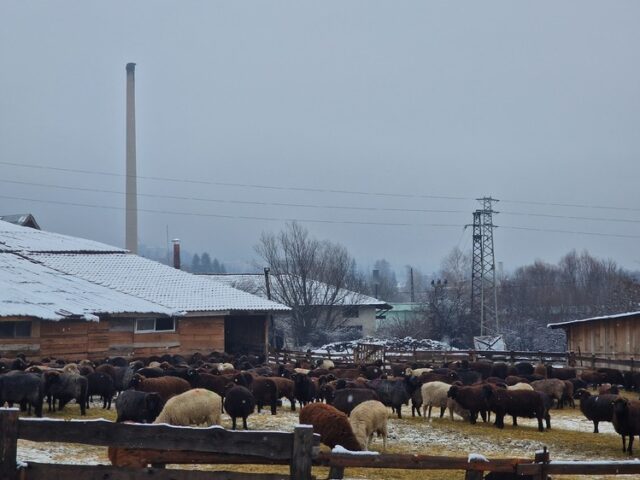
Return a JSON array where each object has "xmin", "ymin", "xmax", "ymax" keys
[
  {"xmin": 135, "ymin": 318, "xmax": 176, "ymax": 333},
  {"xmin": 0, "ymin": 321, "xmax": 31, "ymax": 338},
  {"xmin": 343, "ymin": 306, "xmax": 359, "ymax": 318}
]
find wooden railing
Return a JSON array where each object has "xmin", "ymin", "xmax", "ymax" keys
[
  {"xmin": 268, "ymin": 347, "xmax": 640, "ymax": 371},
  {"xmin": 4, "ymin": 409, "xmax": 640, "ymax": 480}
]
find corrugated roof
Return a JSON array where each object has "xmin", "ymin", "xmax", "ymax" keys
[
  {"xmin": 207, "ymin": 273, "xmax": 390, "ymax": 307},
  {"xmin": 31, "ymin": 254, "xmax": 290, "ymax": 313},
  {"xmin": 0, "ymin": 253, "xmax": 177, "ymax": 321},
  {"xmin": 0, "ymin": 220, "xmax": 125, "ymax": 253},
  {"xmin": 547, "ymin": 311, "xmax": 640, "ymax": 329},
  {"xmin": 0, "ymin": 214, "xmax": 40, "ymax": 230}
]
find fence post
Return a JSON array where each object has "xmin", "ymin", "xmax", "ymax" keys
[
  {"xmin": 568, "ymin": 351, "xmax": 576, "ymax": 368},
  {"xmin": 534, "ymin": 446, "xmax": 550, "ymax": 480},
  {"xmin": 0, "ymin": 408, "xmax": 19, "ymax": 480},
  {"xmin": 591, "ymin": 354, "xmax": 596, "ymax": 370},
  {"xmin": 631, "ymin": 358, "xmax": 635, "ymax": 373},
  {"xmin": 291, "ymin": 425, "xmax": 314, "ymax": 480},
  {"xmin": 464, "ymin": 469, "xmax": 483, "ymax": 480}
]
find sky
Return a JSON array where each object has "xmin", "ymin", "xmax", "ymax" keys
[{"xmin": 1, "ymin": 1, "xmax": 639, "ymax": 275}]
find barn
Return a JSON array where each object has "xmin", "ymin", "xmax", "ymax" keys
[
  {"xmin": 548, "ymin": 311, "xmax": 640, "ymax": 363},
  {"xmin": 0, "ymin": 220, "xmax": 289, "ymax": 359}
]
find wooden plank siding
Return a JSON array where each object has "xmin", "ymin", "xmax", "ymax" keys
[
  {"xmin": 564, "ymin": 315, "xmax": 640, "ymax": 368},
  {"xmin": 0, "ymin": 314, "xmax": 265, "ymax": 359}
]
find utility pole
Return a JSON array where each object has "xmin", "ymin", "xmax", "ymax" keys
[
  {"xmin": 469, "ymin": 196, "xmax": 499, "ymax": 336},
  {"xmin": 410, "ymin": 267, "xmax": 415, "ymax": 303}
]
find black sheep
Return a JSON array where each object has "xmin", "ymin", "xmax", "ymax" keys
[
  {"xmin": 482, "ymin": 384, "xmax": 548, "ymax": 432},
  {"xmin": 612, "ymin": 397, "xmax": 640, "ymax": 455},
  {"xmin": 115, "ymin": 390, "xmax": 164, "ymax": 423},
  {"xmin": 234, "ymin": 374, "xmax": 278, "ymax": 415},
  {"xmin": 224, "ymin": 385, "xmax": 256, "ymax": 430},
  {"xmin": 292, "ymin": 373, "xmax": 317, "ymax": 408},
  {"xmin": 367, "ymin": 377, "xmax": 418, "ymax": 419},
  {"xmin": 514, "ymin": 362, "xmax": 535, "ymax": 376},
  {"xmin": 331, "ymin": 388, "xmax": 379, "ymax": 415},
  {"xmin": 43, "ymin": 370, "xmax": 88, "ymax": 415},
  {"xmin": 0, "ymin": 372, "xmax": 43, "ymax": 417},
  {"xmin": 574, "ymin": 389, "xmax": 617, "ymax": 433},
  {"xmin": 86, "ymin": 372, "xmax": 115, "ymax": 409}
]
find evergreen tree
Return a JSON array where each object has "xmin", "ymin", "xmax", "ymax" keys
[
  {"xmin": 191, "ymin": 253, "xmax": 201, "ymax": 273},
  {"xmin": 201, "ymin": 252, "xmax": 212, "ymax": 273}
]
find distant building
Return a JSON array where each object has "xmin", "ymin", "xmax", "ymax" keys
[
  {"xmin": 548, "ymin": 311, "xmax": 640, "ymax": 363},
  {"xmin": 0, "ymin": 213, "xmax": 40, "ymax": 229},
  {"xmin": 0, "ymin": 220, "xmax": 288, "ymax": 359},
  {"xmin": 206, "ymin": 273, "xmax": 390, "ymax": 344}
]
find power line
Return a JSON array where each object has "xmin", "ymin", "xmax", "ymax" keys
[
  {"xmin": 3, "ymin": 160, "xmax": 639, "ymax": 213},
  {"xmin": 0, "ymin": 161, "xmax": 470, "ymax": 201},
  {"xmin": 3, "ymin": 192, "xmax": 640, "ymax": 239},
  {"xmin": 3, "ymin": 177, "xmax": 640, "ymax": 226}
]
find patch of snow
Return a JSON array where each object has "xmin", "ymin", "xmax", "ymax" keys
[
  {"xmin": 468, "ymin": 453, "xmax": 490, "ymax": 463},
  {"xmin": 332, "ymin": 445, "xmax": 379, "ymax": 455}
]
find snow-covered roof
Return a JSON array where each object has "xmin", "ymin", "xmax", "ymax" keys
[
  {"xmin": 0, "ymin": 214, "xmax": 40, "ymax": 230},
  {"xmin": 0, "ymin": 220, "xmax": 125, "ymax": 254},
  {"xmin": 548, "ymin": 311, "xmax": 640, "ymax": 329},
  {"xmin": 30, "ymin": 254, "xmax": 290, "ymax": 314},
  {"xmin": 206, "ymin": 274, "xmax": 390, "ymax": 308},
  {"xmin": 0, "ymin": 253, "xmax": 177, "ymax": 321}
]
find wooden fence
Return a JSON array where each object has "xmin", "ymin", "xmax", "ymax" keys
[
  {"xmin": 4, "ymin": 409, "xmax": 640, "ymax": 480},
  {"xmin": 268, "ymin": 347, "xmax": 640, "ymax": 371}
]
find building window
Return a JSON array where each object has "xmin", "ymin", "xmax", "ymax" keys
[
  {"xmin": 0, "ymin": 321, "xmax": 32, "ymax": 338},
  {"xmin": 343, "ymin": 306, "xmax": 359, "ymax": 318},
  {"xmin": 135, "ymin": 318, "xmax": 176, "ymax": 333}
]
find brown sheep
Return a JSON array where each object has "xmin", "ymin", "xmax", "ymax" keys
[
  {"xmin": 299, "ymin": 403, "xmax": 362, "ymax": 451},
  {"xmin": 269, "ymin": 377, "xmax": 296, "ymax": 410},
  {"xmin": 446, "ymin": 384, "xmax": 490, "ymax": 424},
  {"xmin": 130, "ymin": 374, "xmax": 190, "ymax": 402},
  {"xmin": 530, "ymin": 379, "xmax": 565, "ymax": 409}
]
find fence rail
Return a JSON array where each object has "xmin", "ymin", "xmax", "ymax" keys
[
  {"xmin": 4, "ymin": 409, "xmax": 640, "ymax": 480},
  {"xmin": 268, "ymin": 347, "xmax": 640, "ymax": 371}
]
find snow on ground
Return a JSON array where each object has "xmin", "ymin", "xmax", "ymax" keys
[
  {"xmin": 16, "ymin": 398, "xmax": 624, "ymax": 467},
  {"xmin": 314, "ymin": 336, "xmax": 456, "ymax": 355}
]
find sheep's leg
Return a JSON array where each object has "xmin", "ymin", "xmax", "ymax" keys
[
  {"xmin": 545, "ymin": 412, "xmax": 551, "ymax": 430},
  {"xmin": 629, "ymin": 435, "xmax": 634, "ymax": 456},
  {"xmin": 593, "ymin": 421, "xmax": 599, "ymax": 433},
  {"xmin": 439, "ymin": 406, "xmax": 445, "ymax": 418},
  {"xmin": 427, "ymin": 404, "xmax": 432, "ymax": 419},
  {"xmin": 622, "ymin": 435, "xmax": 627, "ymax": 453},
  {"xmin": 231, "ymin": 417, "xmax": 237, "ymax": 430},
  {"xmin": 512, "ymin": 415, "xmax": 518, "ymax": 427},
  {"xmin": 243, "ymin": 416, "xmax": 248, "ymax": 430},
  {"xmin": 290, "ymin": 397, "xmax": 296, "ymax": 411}
]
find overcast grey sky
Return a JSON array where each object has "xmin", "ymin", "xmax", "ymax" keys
[{"xmin": 1, "ymin": 1, "xmax": 639, "ymax": 274}]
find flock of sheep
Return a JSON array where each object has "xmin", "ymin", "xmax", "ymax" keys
[{"xmin": 1, "ymin": 352, "xmax": 639, "ymax": 455}]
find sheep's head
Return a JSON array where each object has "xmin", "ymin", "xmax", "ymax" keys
[
  {"xmin": 574, "ymin": 388, "xmax": 590, "ymax": 400},
  {"xmin": 613, "ymin": 397, "xmax": 629, "ymax": 417},
  {"xmin": 130, "ymin": 374, "xmax": 145, "ymax": 389},
  {"xmin": 447, "ymin": 385, "xmax": 459, "ymax": 399}
]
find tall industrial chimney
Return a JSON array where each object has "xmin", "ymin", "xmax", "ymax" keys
[{"xmin": 125, "ymin": 62, "xmax": 138, "ymax": 254}]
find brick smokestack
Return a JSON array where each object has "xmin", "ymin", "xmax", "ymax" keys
[
  {"xmin": 172, "ymin": 239, "xmax": 181, "ymax": 270},
  {"xmin": 125, "ymin": 62, "xmax": 138, "ymax": 254}
]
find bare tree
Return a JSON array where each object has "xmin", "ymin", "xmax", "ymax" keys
[{"xmin": 255, "ymin": 222, "xmax": 364, "ymax": 346}]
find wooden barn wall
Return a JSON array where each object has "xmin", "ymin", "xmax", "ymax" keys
[
  {"xmin": 1, "ymin": 315, "xmax": 227, "ymax": 360},
  {"xmin": 224, "ymin": 315, "xmax": 267, "ymax": 356},
  {"xmin": 567, "ymin": 316, "xmax": 640, "ymax": 363}
]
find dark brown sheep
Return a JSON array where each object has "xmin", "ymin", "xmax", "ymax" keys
[
  {"xmin": 299, "ymin": 403, "xmax": 362, "ymax": 451},
  {"xmin": 269, "ymin": 377, "xmax": 296, "ymax": 410},
  {"xmin": 482, "ymin": 384, "xmax": 549, "ymax": 432},
  {"xmin": 574, "ymin": 389, "xmax": 617, "ymax": 433},
  {"xmin": 612, "ymin": 397, "xmax": 640, "ymax": 455},
  {"xmin": 130, "ymin": 374, "xmax": 190, "ymax": 402},
  {"xmin": 446, "ymin": 384, "xmax": 490, "ymax": 424}
]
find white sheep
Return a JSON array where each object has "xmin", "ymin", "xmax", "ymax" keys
[
  {"xmin": 420, "ymin": 381, "xmax": 451, "ymax": 419},
  {"xmin": 62, "ymin": 363, "xmax": 80, "ymax": 375},
  {"xmin": 217, "ymin": 363, "xmax": 235, "ymax": 373},
  {"xmin": 405, "ymin": 367, "xmax": 433, "ymax": 377},
  {"xmin": 508, "ymin": 382, "xmax": 534, "ymax": 391},
  {"xmin": 294, "ymin": 367, "xmax": 310, "ymax": 375},
  {"xmin": 318, "ymin": 359, "xmax": 335, "ymax": 370},
  {"xmin": 447, "ymin": 398, "xmax": 470, "ymax": 421},
  {"xmin": 153, "ymin": 388, "xmax": 222, "ymax": 427},
  {"xmin": 349, "ymin": 400, "xmax": 388, "ymax": 451},
  {"xmin": 148, "ymin": 361, "xmax": 162, "ymax": 369}
]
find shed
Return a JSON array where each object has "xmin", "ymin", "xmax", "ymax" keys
[
  {"xmin": 0, "ymin": 220, "xmax": 289, "ymax": 359},
  {"xmin": 548, "ymin": 311, "xmax": 640, "ymax": 363}
]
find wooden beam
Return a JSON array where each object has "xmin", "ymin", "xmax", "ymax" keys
[
  {"xmin": 290, "ymin": 425, "xmax": 314, "ymax": 480},
  {"xmin": 18, "ymin": 419, "xmax": 296, "ymax": 460},
  {"xmin": 0, "ymin": 408, "xmax": 19, "ymax": 480},
  {"xmin": 21, "ymin": 463, "xmax": 290, "ymax": 480}
]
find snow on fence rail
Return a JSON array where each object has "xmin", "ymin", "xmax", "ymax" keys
[
  {"xmin": 3, "ymin": 410, "xmax": 640, "ymax": 480},
  {"xmin": 268, "ymin": 346, "xmax": 640, "ymax": 371}
]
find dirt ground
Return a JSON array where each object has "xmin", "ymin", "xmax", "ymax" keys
[{"xmin": 15, "ymin": 392, "xmax": 640, "ymax": 480}]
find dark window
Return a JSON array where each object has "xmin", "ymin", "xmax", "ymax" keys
[
  {"xmin": 343, "ymin": 306, "xmax": 359, "ymax": 318},
  {"xmin": 0, "ymin": 322, "xmax": 32, "ymax": 338},
  {"xmin": 135, "ymin": 318, "xmax": 176, "ymax": 333}
]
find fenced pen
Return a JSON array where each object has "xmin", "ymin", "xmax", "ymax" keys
[
  {"xmin": 268, "ymin": 346, "xmax": 640, "ymax": 372},
  {"xmin": 3, "ymin": 409, "xmax": 640, "ymax": 480}
]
